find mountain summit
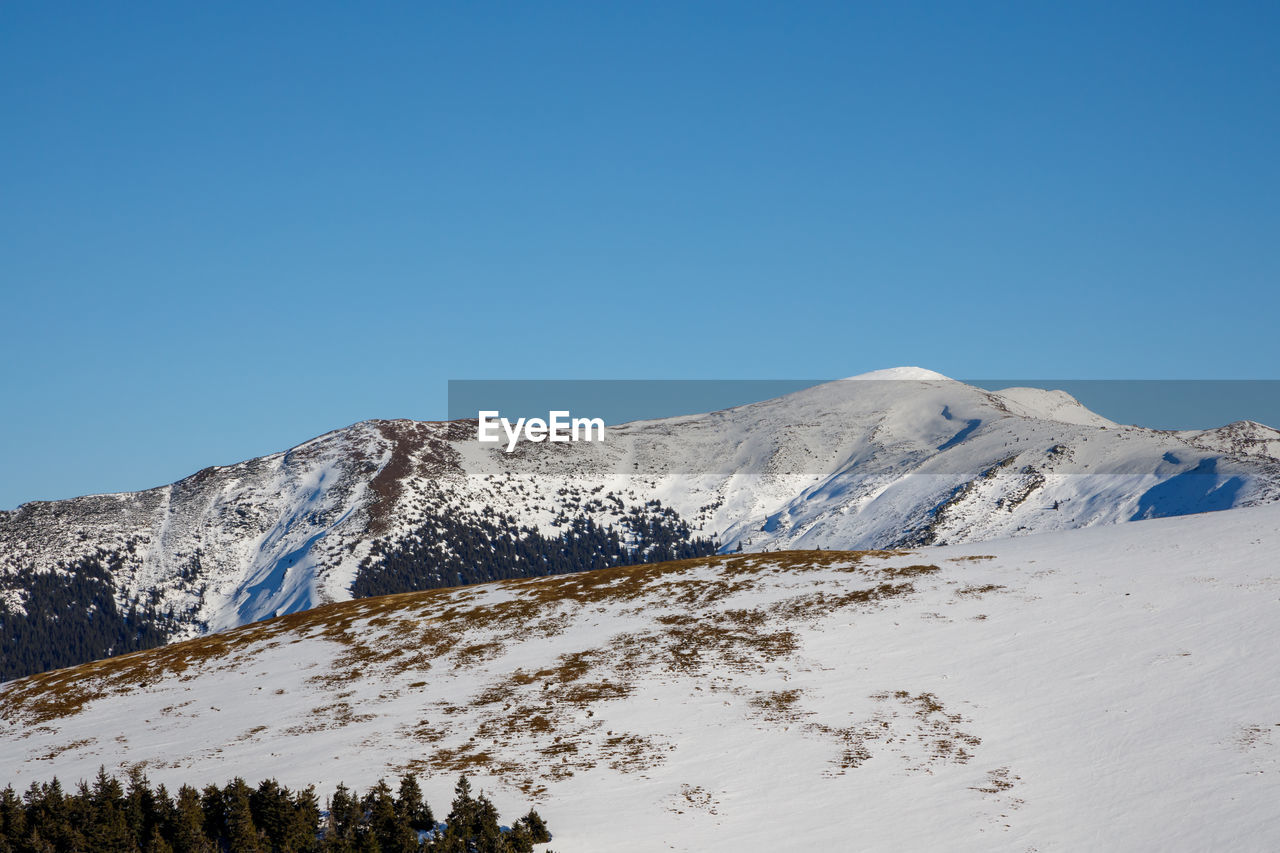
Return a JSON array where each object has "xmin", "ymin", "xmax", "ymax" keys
[{"xmin": 840, "ymin": 366, "xmax": 955, "ymax": 381}]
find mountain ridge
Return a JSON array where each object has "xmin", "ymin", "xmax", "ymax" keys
[{"xmin": 3, "ymin": 371, "xmax": 1279, "ymax": 678}]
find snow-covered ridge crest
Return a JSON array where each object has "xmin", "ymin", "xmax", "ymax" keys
[
  {"xmin": 989, "ymin": 386, "xmax": 1117, "ymax": 427},
  {"xmin": 840, "ymin": 366, "xmax": 954, "ymax": 381},
  {"xmin": 2, "ymin": 369, "xmax": 1279, "ymax": 647},
  {"xmin": 1178, "ymin": 419, "xmax": 1280, "ymax": 463}
]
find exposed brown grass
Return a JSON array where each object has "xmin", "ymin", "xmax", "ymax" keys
[
  {"xmin": 971, "ymin": 766, "xmax": 1019, "ymax": 795},
  {"xmin": 811, "ymin": 689, "xmax": 982, "ymax": 775},
  {"xmin": 956, "ymin": 584, "xmax": 1006, "ymax": 597},
  {"xmin": 365, "ymin": 421, "xmax": 464, "ymax": 535},
  {"xmin": 2, "ymin": 547, "xmax": 957, "ymax": 795}
]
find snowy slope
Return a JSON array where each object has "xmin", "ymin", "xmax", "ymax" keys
[
  {"xmin": 2, "ymin": 371, "xmax": 1279, "ymax": 644},
  {"xmin": 4, "ymin": 505, "xmax": 1280, "ymax": 851}
]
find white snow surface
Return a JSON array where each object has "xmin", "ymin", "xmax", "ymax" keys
[
  {"xmin": 842, "ymin": 366, "xmax": 955, "ymax": 381},
  {"xmin": 990, "ymin": 386, "xmax": 1118, "ymax": 427},
  {"xmin": 3, "ymin": 504, "xmax": 1280, "ymax": 851}
]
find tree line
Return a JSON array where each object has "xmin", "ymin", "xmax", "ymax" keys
[
  {"xmin": 0, "ymin": 768, "xmax": 552, "ymax": 853},
  {"xmin": 0, "ymin": 550, "xmax": 176, "ymax": 683},
  {"xmin": 353, "ymin": 502, "xmax": 719, "ymax": 598}
]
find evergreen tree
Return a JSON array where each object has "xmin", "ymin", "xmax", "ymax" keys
[
  {"xmin": 224, "ymin": 778, "xmax": 265, "ymax": 853},
  {"xmin": 125, "ymin": 766, "xmax": 158, "ymax": 850},
  {"xmin": 435, "ymin": 776, "xmax": 504, "ymax": 853},
  {"xmin": 515, "ymin": 810, "xmax": 551, "ymax": 845},
  {"xmin": 394, "ymin": 775, "xmax": 433, "ymax": 834},
  {"xmin": 325, "ymin": 783, "xmax": 363, "ymax": 851},
  {"xmin": 363, "ymin": 779, "xmax": 416, "ymax": 852},
  {"xmin": 250, "ymin": 778, "xmax": 294, "ymax": 851},
  {"xmin": 281, "ymin": 785, "xmax": 322, "ymax": 853},
  {"xmin": 199, "ymin": 784, "xmax": 226, "ymax": 846},
  {"xmin": 87, "ymin": 766, "xmax": 134, "ymax": 851},
  {"xmin": 24, "ymin": 828, "xmax": 56, "ymax": 853},
  {"xmin": 171, "ymin": 785, "xmax": 214, "ymax": 853},
  {"xmin": 0, "ymin": 786, "xmax": 27, "ymax": 851}
]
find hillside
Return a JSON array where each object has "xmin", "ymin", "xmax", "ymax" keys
[
  {"xmin": 4, "ymin": 504, "xmax": 1280, "ymax": 851},
  {"xmin": 3, "ymin": 370, "xmax": 1279, "ymax": 679}
]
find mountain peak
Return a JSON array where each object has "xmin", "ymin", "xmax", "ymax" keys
[{"xmin": 842, "ymin": 366, "xmax": 954, "ymax": 382}]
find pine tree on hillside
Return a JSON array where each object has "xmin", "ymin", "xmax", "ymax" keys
[
  {"xmin": 361, "ymin": 779, "xmax": 416, "ymax": 852},
  {"xmin": 87, "ymin": 767, "xmax": 132, "ymax": 850},
  {"xmin": 394, "ymin": 774, "xmax": 433, "ymax": 834},
  {"xmin": 223, "ymin": 778, "xmax": 265, "ymax": 853},
  {"xmin": 325, "ymin": 783, "xmax": 363, "ymax": 851},
  {"xmin": 171, "ymin": 785, "xmax": 214, "ymax": 853},
  {"xmin": 0, "ymin": 785, "xmax": 28, "ymax": 850},
  {"xmin": 284, "ymin": 786, "xmax": 322, "ymax": 853},
  {"xmin": 248, "ymin": 779, "xmax": 287, "ymax": 850},
  {"xmin": 199, "ymin": 784, "xmax": 226, "ymax": 846},
  {"xmin": 434, "ymin": 776, "xmax": 507, "ymax": 853},
  {"xmin": 125, "ymin": 766, "xmax": 160, "ymax": 851},
  {"xmin": 516, "ymin": 810, "xmax": 551, "ymax": 845}
]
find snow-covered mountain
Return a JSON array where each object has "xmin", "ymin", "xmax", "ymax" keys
[
  {"xmin": 4, "ymin": 503, "xmax": 1280, "ymax": 851},
  {"xmin": 3, "ymin": 369, "xmax": 1278, "ymax": 655},
  {"xmin": 1176, "ymin": 418, "xmax": 1280, "ymax": 463}
]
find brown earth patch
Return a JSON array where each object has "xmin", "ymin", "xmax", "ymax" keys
[{"xmin": 1, "ymin": 547, "xmax": 949, "ymax": 795}]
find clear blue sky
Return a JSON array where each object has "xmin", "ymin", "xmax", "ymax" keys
[{"xmin": 2, "ymin": 1, "xmax": 1278, "ymax": 508}]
